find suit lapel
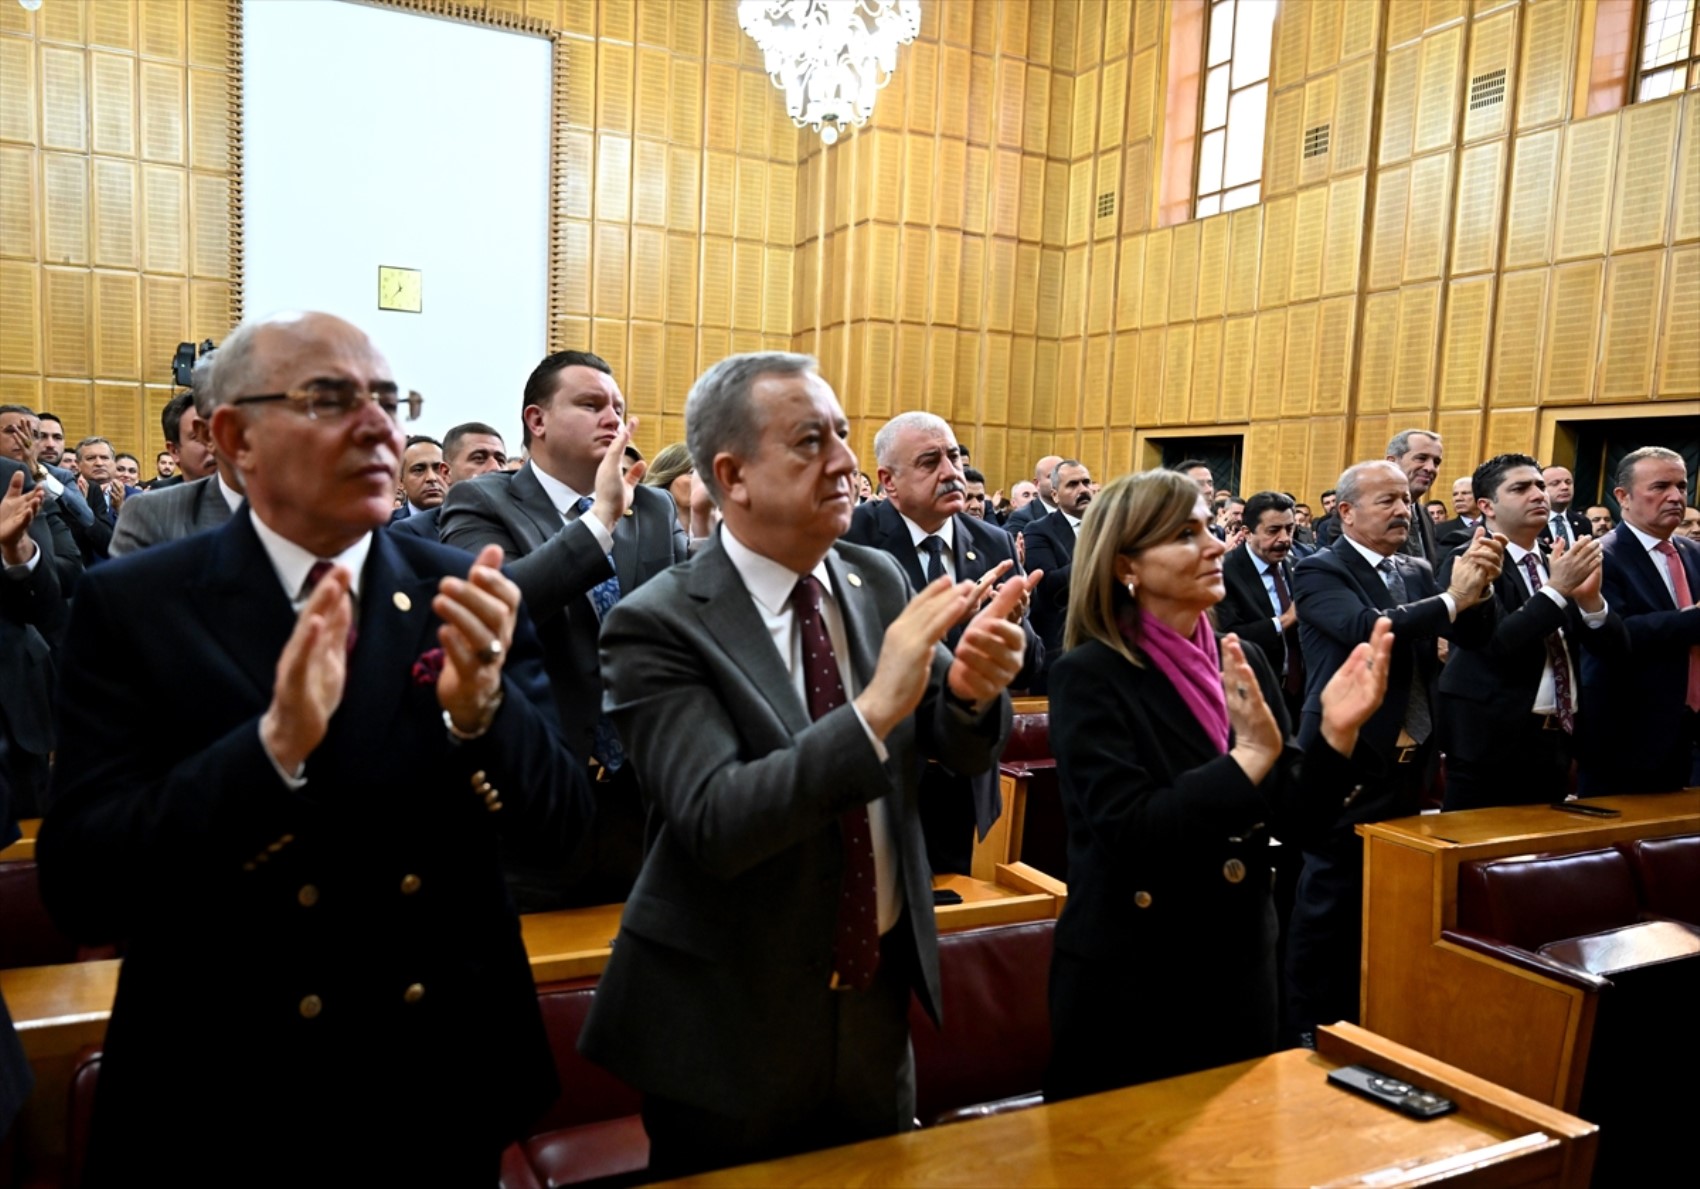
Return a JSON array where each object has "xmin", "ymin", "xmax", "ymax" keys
[
  {"xmin": 826, "ymin": 549, "xmax": 883, "ymax": 692},
  {"xmin": 189, "ymin": 515, "xmax": 302, "ymax": 702},
  {"xmin": 512, "ymin": 463, "xmax": 569, "ymax": 547},
  {"xmin": 875, "ymin": 501, "xmax": 927, "ymax": 589},
  {"xmin": 1334, "ymin": 538, "xmax": 1396, "ymax": 610},
  {"xmin": 1613, "ymin": 523, "xmax": 1680, "ymax": 611},
  {"xmin": 688, "ymin": 539, "xmax": 811, "ymax": 737},
  {"xmin": 952, "ymin": 514, "xmax": 984, "ymax": 580}
]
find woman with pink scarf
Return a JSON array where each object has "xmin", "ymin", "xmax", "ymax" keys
[{"xmin": 1044, "ymin": 469, "xmax": 1392, "ymax": 1101}]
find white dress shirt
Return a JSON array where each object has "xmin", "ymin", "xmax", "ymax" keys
[
  {"xmin": 899, "ymin": 511, "xmax": 956, "ymax": 582},
  {"xmin": 720, "ymin": 525, "xmax": 902, "ymax": 936},
  {"xmin": 217, "ymin": 472, "xmax": 245, "ymax": 512},
  {"xmin": 1504, "ymin": 540, "xmax": 1608, "ymax": 715},
  {"xmin": 531, "ymin": 462, "xmax": 616, "ymax": 555}
]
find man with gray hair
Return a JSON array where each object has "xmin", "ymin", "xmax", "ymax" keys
[
  {"xmin": 1022, "ymin": 457, "xmax": 1094, "ymax": 690},
  {"xmin": 581, "ymin": 352, "xmax": 1036, "ymax": 1178},
  {"xmin": 1385, "ymin": 428, "xmax": 1445, "ymax": 565},
  {"xmin": 110, "ymin": 358, "xmax": 245, "ymax": 557},
  {"xmin": 842, "ymin": 410, "xmax": 1044, "ymax": 872},
  {"xmin": 1285, "ymin": 458, "xmax": 1503, "ymax": 1045},
  {"xmin": 1580, "ymin": 445, "xmax": 1700, "ymax": 793}
]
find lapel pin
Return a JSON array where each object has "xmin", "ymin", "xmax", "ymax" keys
[
  {"xmin": 965, "ymin": 550, "xmax": 976, "ymax": 561},
  {"xmin": 392, "ymin": 592, "xmax": 412, "ymax": 612},
  {"xmin": 624, "ymin": 507, "xmax": 634, "ymax": 517},
  {"xmin": 847, "ymin": 572, "xmax": 862, "ymax": 588}
]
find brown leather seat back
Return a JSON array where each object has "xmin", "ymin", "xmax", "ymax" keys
[
  {"xmin": 1001, "ymin": 713, "xmax": 1050, "ymax": 763},
  {"xmin": 909, "ymin": 919, "xmax": 1055, "ymax": 1125},
  {"xmin": 531, "ymin": 978, "xmax": 643, "ymax": 1131},
  {"xmin": 1617, "ymin": 834, "xmax": 1700, "ymax": 926},
  {"xmin": 1457, "ymin": 848, "xmax": 1640, "ymax": 951}
]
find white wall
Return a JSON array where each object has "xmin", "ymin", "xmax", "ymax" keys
[{"xmin": 242, "ymin": 0, "xmax": 551, "ymax": 445}]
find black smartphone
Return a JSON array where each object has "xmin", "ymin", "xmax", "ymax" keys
[
  {"xmin": 1549, "ymin": 802, "xmax": 1622, "ymax": 818},
  {"xmin": 932, "ymin": 889, "xmax": 964, "ymax": 906},
  {"xmin": 1327, "ymin": 1065, "xmax": 1456, "ymax": 1119}
]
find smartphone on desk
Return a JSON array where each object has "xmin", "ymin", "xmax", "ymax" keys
[{"xmin": 1327, "ymin": 1065, "xmax": 1456, "ymax": 1120}]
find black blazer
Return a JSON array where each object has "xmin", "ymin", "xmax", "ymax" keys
[
  {"xmin": 1539, "ymin": 508, "xmax": 1595, "ymax": 549},
  {"xmin": 1436, "ymin": 516, "xmax": 1482, "ymax": 550},
  {"xmin": 439, "ymin": 463, "xmax": 689, "ymax": 759},
  {"xmin": 1215, "ymin": 545, "xmax": 1292, "ymax": 669},
  {"xmin": 1292, "ymin": 536, "xmax": 1495, "ymax": 820},
  {"xmin": 389, "ymin": 504, "xmax": 441, "ymax": 540},
  {"xmin": 1021, "ymin": 510, "xmax": 1078, "ymax": 673},
  {"xmin": 1579, "ymin": 524, "xmax": 1700, "ymax": 794},
  {"xmin": 38, "ymin": 513, "xmax": 594, "ymax": 1178},
  {"xmin": 1437, "ymin": 545, "xmax": 1629, "ymax": 765},
  {"xmin": 1046, "ymin": 632, "xmax": 1357, "ymax": 1088}
]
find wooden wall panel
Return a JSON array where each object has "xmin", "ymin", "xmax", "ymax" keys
[
  {"xmin": 1488, "ymin": 268, "xmax": 1547, "ymax": 407},
  {"xmin": 1542, "ymin": 260, "xmax": 1604, "ymax": 402},
  {"xmin": 1504, "ymin": 128, "xmax": 1561, "ymax": 268},
  {"xmin": 1554, "ymin": 117, "xmax": 1617, "ymax": 261},
  {"xmin": 1438, "ymin": 276, "xmax": 1493, "ymax": 409},
  {"xmin": 1660, "ymin": 245, "xmax": 1700, "ymax": 395},
  {"xmin": 1598, "ymin": 251, "xmax": 1663, "ymax": 400},
  {"xmin": 1610, "ymin": 99, "xmax": 1680, "ymax": 253}
]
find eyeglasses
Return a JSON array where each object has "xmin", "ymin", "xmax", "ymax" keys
[{"xmin": 231, "ymin": 379, "xmax": 423, "ymax": 423}]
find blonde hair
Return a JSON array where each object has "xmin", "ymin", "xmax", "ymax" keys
[
  {"xmin": 1064, "ymin": 469, "xmax": 1204, "ymax": 665},
  {"xmin": 643, "ymin": 442, "xmax": 694, "ymax": 491}
]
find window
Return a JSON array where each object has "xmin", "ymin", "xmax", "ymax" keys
[
  {"xmin": 1636, "ymin": 0, "xmax": 1700, "ymax": 101},
  {"xmin": 1194, "ymin": 0, "xmax": 1278, "ymax": 219}
]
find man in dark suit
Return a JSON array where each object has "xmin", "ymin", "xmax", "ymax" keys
[
  {"xmin": 1285, "ymin": 460, "xmax": 1502, "ymax": 1043},
  {"xmin": 389, "ymin": 434, "xmax": 447, "ymax": 525},
  {"xmin": 1579, "ymin": 446, "xmax": 1700, "ymax": 795},
  {"xmin": 1439, "ymin": 455, "xmax": 1628, "ymax": 810},
  {"xmin": 1217, "ymin": 491, "xmax": 1306, "ymax": 724},
  {"xmin": 1386, "ymin": 428, "xmax": 1446, "ymax": 566},
  {"xmin": 37, "ymin": 312, "xmax": 592, "ymax": 1183},
  {"xmin": 1538, "ymin": 464, "xmax": 1596, "ymax": 549},
  {"xmin": 440, "ymin": 350, "xmax": 693, "ymax": 908},
  {"xmin": 1022, "ymin": 459, "xmax": 1094, "ymax": 690},
  {"xmin": 392, "ymin": 421, "xmax": 507, "ymax": 542},
  {"xmin": 1436, "ymin": 476, "xmax": 1484, "ymax": 548},
  {"xmin": 581, "ymin": 352, "xmax": 1031, "ymax": 1179},
  {"xmin": 1003, "ymin": 453, "xmax": 1062, "ymax": 530},
  {"xmin": 842, "ymin": 411, "xmax": 1044, "ymax": 874},
  {"xmin": 0, "ymin": 458, "xmax": 70, "ymax": 820}
]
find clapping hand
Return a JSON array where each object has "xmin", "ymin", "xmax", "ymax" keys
[
  {"xmin": 261, "ymin": 565, "xmax": 354, "ymax": 775},
  {"xmin": 590, "ymin": 417, "xmax": 645, "ymax": 531},
  {"xmin": 1545, "ymin": 535, "xmax": 1603, "ymax": 610},
  {"xmin": 948, "ymin": 568, "xmax": 1041, "ymax": 703},
  {"xmin": 434, "ymin": 544, "xmax": 519, "ymax": 733},
  {"xmin": 1222, "ymin": 634, "xmax": 1281, "ymax": 786},
  {"xmin": 0, "ymin": 470, "xmax": 44, "ymax": 567},
  {"xmin": 1319, "ymin": 616, "xmax": 1394, "ymax": 758}
]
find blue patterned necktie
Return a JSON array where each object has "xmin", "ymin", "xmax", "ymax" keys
[
  {"xmin": 574, "ymin": 495, "xmax": 625, "ymax": 770},
  {"xmin": 1377, "ymin": 556, "xmax": 1431, "ymax": 744}
]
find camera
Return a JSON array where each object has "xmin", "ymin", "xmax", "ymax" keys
[{"xmin": 172, "ymin": 339, "xmax": 217, "ymax": 389}]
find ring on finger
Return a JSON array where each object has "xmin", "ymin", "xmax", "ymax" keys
[{"xmin": 477, "ymin": 639, "xmax": 504, "ymax": 664}]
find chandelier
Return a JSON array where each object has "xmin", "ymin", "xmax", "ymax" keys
[{"xmin": 737, "ymin": 0, "xmax": 922, "ymax": 145}]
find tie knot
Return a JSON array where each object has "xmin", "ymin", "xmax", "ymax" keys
[
  {"xmin": 793, "ymin": 574, "xmax": 826, "ymax": 616},
  {"xmin": 1655, "ymin": 538, "xmax": 1678, "ymax": 558},
  {"xmin": 573, "ymin": 494, "xmax": 594, "ymax": 517},
  {"xmin": 1377, "ymin": 557, "xmax": 1395, "ymax": 574},
  {"xmin": 305, "ymin": 560, "xmax": 336, "ymax": 591},
  {"xmin": 922, "ymin": 535, "xmax": 944, "ymax": 557}
]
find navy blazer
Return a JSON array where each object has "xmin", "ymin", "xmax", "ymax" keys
[
  {"xmin": 1021, "ymin": 510, "xmax": 1078, "ymax": 680},
  {"xmin": 1292, "ymin": 535, "xmax": 1495, "ymax": 823},
  {"xmin": 1578, "ymin": 524, "xmax": 1700, "ymax": 794},
  {"xmin": 1215, "ymin": 544, "xmax": 1294, "ymax": 672},
  {"xmin": 38, "ymin": 513, "xmax": 593, "ymax": 1177}
]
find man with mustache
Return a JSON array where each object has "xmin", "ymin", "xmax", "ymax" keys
[
  {"xmin": 38, "ymin": 310, "xmax": 593, "ymax": 1182},
  {"xmin": 1022, "ymin": 459, "xmax": 1094, "ymax": 691},
  {"xmin": 1579, "ymin": 446, "xmax": 1700, "ymax": 794},
  {"xmin": 1217, "ymin": 491, "xmax": 1306, "ymax": 725},
  {"xmin": 841, "ymin": 411, "xmax": 1043, "ymax": 873},
  {"xmin": 1285, "ymin": 460, "xmax": 1502, "ymax": 1045},
  {"xmin": 1438, "ymin": 455, "xmax": 1627, "ymax": 810},
  {"xmin": 391, "ymin": 435, "xmax": 448, "ymax": 524},
  {"xmin": 1386, "ymin": 428, "xmax": 1445, "ymax": 566}
]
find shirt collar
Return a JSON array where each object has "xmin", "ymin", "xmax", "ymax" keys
[
  {"xmin": 249, "ymin": 509, "xmax": 372, "ymax": 604},
  {"xmin": 1623, "ymin": 521, "xmax": 1670, "ymax": 554},
  {"xmin": 216, "ymin": 472, "xmax": 245, "ymax": 512},
  {"xmin": 405, "ymin": 500, "xmax": 431, "ymax": 518},
  {"xmin": 1344, "ymin": 533, "xmax": 1395, "ymax": 571},
  {"xmin": 1505, "ymin": 538, "xmax": 1540, "ymax": 565},
  {"xmin": 529, "ymin": 461, "xmax": 588, "ymax": 519},
  {"xmin": 719, "ymin": 523, "xmax": 833, "ymax": 618},
  {"xmin": 899, "ymin": 511, "xmax": 955, "ymax": 552}
]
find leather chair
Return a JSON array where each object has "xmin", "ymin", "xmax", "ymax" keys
[
  {"xmin": 1455, "ymin": 847, "xmax": 1641, "ymax": 951},
  {"xmin": 908, "ymin": 919, "xmax": 1055, "ymax": 1127},
  {"xmin": 972, "ymin": 712, "xmax": 1068, "ymax": 882},
  {"xmin": 1616, "ymin": 834, "xmax": 1700, "ymax": 926},
  {"xmin": 499, "ymin": 978, "xmax": 648, "ymax": 1189}
]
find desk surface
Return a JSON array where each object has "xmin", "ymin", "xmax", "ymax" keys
[
  {"xmin": 662, "ymin": 1026, "xmax": 1594, "ymax": 1188},
  {"xmin": 1361, "ymin": 790, "xmax": 1699, "ymax": 853}
]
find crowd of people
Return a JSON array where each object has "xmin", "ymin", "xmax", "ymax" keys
[{"xmin": 1, "ymin": 308, "xmax": 1696, "ymax": 1181}]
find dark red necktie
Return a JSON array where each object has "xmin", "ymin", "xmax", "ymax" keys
[
  {"xmin": 1518, "ymin": 554, "xmax": 1573, "ymax": 733},
  {"xmin": 305, "ymin": 560, "xmax": 358, "ymax": 654},
  {"xmin": 1268, "ymin": 560, "xmax": 1305, "ymax": 697},
  {"xmin": 792, "ymin": 575, "xmax": 880, "ymax": 992}
]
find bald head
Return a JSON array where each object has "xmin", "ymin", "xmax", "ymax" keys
[
  {"xmin": 1034, "ymin": 454, "xmax": 1063, "ymax": 503},
  {"xmin": 205, "ymin": 311, "xmax": 386, "ymax": 411}
]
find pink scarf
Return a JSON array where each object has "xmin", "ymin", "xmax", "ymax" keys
[{"xmin": 1119, "ymin": 603, "xmax": 1230, "ymax": 754}]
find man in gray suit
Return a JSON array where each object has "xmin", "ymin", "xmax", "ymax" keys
[
  {"xmin": 439, "ymin": 350, "xmax": 693, "ymax": 907},
  {"xmin": 110, "ymin": 366, "xmax": 243, "ymax": 557},
  {"xmin": 580, "ymin": 353, "xmax": 1035, "ymax": 1178}
]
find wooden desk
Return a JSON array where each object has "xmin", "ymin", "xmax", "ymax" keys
[
  {"xmin": 660, "ymin": 1024, "xmax": 1596, "ymax": 1188},
  {"xmin": 1359, "ymin": 790, "xmax": 1700, "ymax": 1109},
  {"xmin": 1, "ymin": 816, "xmax": 39, "ymax": 862}
]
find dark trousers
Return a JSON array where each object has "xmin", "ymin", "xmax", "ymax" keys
[
  {"xmin": 1444, "ymin": 716, "xmax": 1573, "ymax": 812},
  {"xmin": 639, "ymin": 923, "xmax": 918, "ymax": 1181},
  {"xmin": 506, "ymin": 762, "xmax": 644, "ymax": 911}
]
